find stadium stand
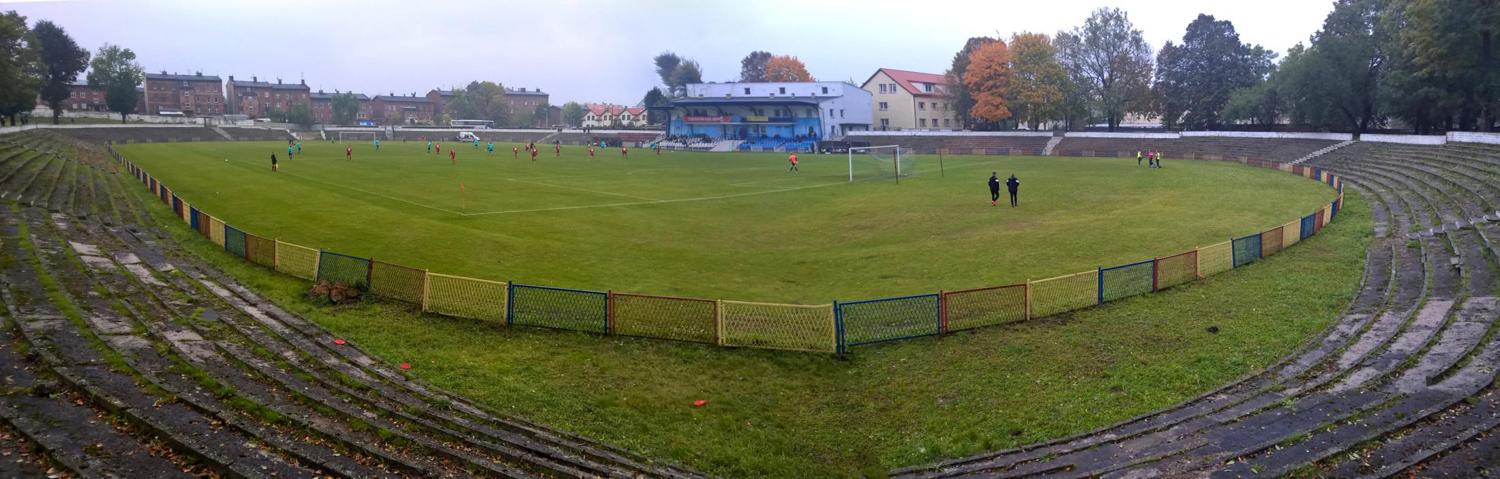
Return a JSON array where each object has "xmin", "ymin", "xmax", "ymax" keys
[{"xmin": 1051, "ymin": 136, "xmax": 1339, "ymax": 162}]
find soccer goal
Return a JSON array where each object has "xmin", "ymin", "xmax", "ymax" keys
[
  {"xmin": 848, "ymin": 145, "xmax": 915, "ymax": 182},
  {"xmin": 336, "ymin": 131, "xmax": 380, "ymax": 142}
]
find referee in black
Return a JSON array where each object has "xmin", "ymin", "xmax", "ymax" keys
[{"xmin": 1006, "ymin": 174, "xmax": 1020, "ymax": 207}]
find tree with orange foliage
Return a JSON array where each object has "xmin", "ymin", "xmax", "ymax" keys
[
  {"xmin": 764, "ymin": 55, "xmax": 814, "ymax": 82},
  {"xmin": 962, "ymin": 40, "xmax": 1013, "ymax": 125}
]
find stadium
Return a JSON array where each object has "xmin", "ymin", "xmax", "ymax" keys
[{"xmin": 0, "ymin": 1, "xmax": 1498, "ymax": 478}]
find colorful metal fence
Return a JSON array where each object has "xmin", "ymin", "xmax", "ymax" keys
[
  {"xmin": 941, "ymin": 284, "xmax": 1027, "ymax": 332},
  {"xmin": 837, "ymin": 294, "xmax": 941, "ymax": 348},
  {"xmin": 610, "ymin": 292, "xmax": 717, "ymax": 343},
  {"xmin": 1100, "ymin": 260, "xmax": 1155, "ymax": 302},
  {"xmin": 508, "ymin": 283, "xmax": 607, "ymax": 333},
  {"xmin": 316, "ymin": 251, "xmax": 371, "ymax": 289},
  {"xmin": 113, "ymin": 148, "xmax": 1345, "ymax": 355},
  {"xmin": 425, "ymin": 273, "xmax": 506, "ymax": 322}
]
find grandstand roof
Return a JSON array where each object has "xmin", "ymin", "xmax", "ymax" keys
[
  {"xmin": 309, "ymin": 91, "xmax": 370, "ymax": 101},
  {"xmin": 670, "ymin": 97, "xmax": 820, "ymax": 106},
  {"xmin": 865, "ymin": 68, "xmax": 950, "ymax": 97},
  {"xmin": 145, "ymin": 72, "xmax": 222, "ymax": 82}
]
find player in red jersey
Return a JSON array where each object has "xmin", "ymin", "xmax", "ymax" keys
[
  {"xmin": 530, "ymin": 147, "xmax": 538, "ymax": 161},
  {"xmin": 345, "ymin": 144, "xmax": 352, "ymax": 160},
  {"xmin": 512, "ymin": 146, "xmax": 519, "ymax": 158},
  {"xmin": 588, "ymin": 146, "xmax": 595, "ymax": 158},
  {"xmin": 788, "ymin": 152, "xmax": 799, "ymax": 173},
  {"xmin": 554, "ymin": 143, "xmax": 561, "ymax": 157},
  {"xmin": 621, "ymin": 146, "xmax": 628, "ymax": 158},
  {"xmin": 450, "ymin": 148, "xmax": 456, "ymax": 164}
]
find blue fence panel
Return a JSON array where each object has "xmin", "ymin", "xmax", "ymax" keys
[
  {"xmin": 837, "ymin": 293, "xmax": 941, "ymax": 348},
  {"xmin": 1100, "ymin": 259, "xmax": 1155, "ymax": 302},
  {"xmin": 1232, "ymin": 233, "xmax": 1262, "ymax": 267},
  {"xmin": 189, "ymin": 207, "xmax": 200, "ymax": 230},
  {"xmin": 1301, "ymin": 214, "xmax": 1317, "ymax": 240},
  {"xmin": 509, "ymin": 283, "xmax": 608, "ymax": 334},
  {"xmin": 1330, "ymin": 199, "xmax": 1340, "ymax": 220}
]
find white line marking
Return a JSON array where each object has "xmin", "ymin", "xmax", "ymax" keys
[
  {"xmin": 460, "ymin": 180, "xmax": 852, "ymax": 216},
  {"xmin": 504, "ymin": 177, "xmax": 657, "ymax": 201}
]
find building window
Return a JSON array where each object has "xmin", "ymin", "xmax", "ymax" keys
[
  {"xmin": 821, "ymin": 86, "xmax": 829, "ymax": 94},
  {"xmin": 778, "ymin": 87, "xmax": 786, "ymax": 94},
  {"xmin": 918, "ymin": 102, "xmax": 925, "ymax": 110},
  {"xmin": 924, "ymin": 83, "xmax": 934, "ymax": 92},
  {"xmin": 828, "ymin": 108, "xmax": 834, "ymax": 116},
  {"xmin": 920, "ymin": 119, "xmax": 927, "ymax": 127},
  {"xmin": 878, "ymin": 102, "xmax": 888, "ymax": 111},
  {"xmin": 880, "ymin": 118, "xmax": 890, "ymax": 129},
  {"xmin": 878, "ymin": 84, "xmax": 886, "ymax": 93},
  {"xmin": 943, "ymin": 119, "xmax": 951, "ymax": 127},
  {"xmin": 839, "ymin": 109, "xmax": 844, "ymax": 118},
  {"xmin": 743, "ymin": 87, "xmax": 750, "ymax": 94}
]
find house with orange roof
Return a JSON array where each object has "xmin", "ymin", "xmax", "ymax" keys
[
  {"xmin": 861, "ymin": 68, "xmax": 958, "ymax": 131},
  {"xmin": 582, "ymin": 103, "xmax": 648, "ymax": 128}
]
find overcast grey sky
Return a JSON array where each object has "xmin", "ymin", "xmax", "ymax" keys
[{"xmin": 3, "ymin": 0, "xmax": 1334, "ymax": 106}]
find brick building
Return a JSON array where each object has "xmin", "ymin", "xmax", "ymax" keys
[
  {"xmin": 426, "ymin": 89, "xmax": 457, "ymax": 120},
  {"xmin": 225, "ymin": 76, "xmax": 312, "ymax": 118},
  {"xmin": 143, "ymin": 72, "xmax": 225, "ymax": 116},
  {"xmin": 506, "ymin": 87, "xmax": 553, "ymax": 126},
  {"xmin": 309, "ymin": 90, "xmax": 372, "ymax": 125},
  {"xmin": 371, "ymin": 93, "xmax": 434, "ymax": 125}
]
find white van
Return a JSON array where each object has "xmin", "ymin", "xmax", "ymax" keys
[{"xmin": 456, "ymin": 131, "xmax": 481, "ymax": 142}]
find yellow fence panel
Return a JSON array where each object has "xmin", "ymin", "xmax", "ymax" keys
[
  {"xmin": 1198, "ymin": 240, "xmax": 1234, "ymax": 277},
  {"xmin": 207, "ymin": 216, "xmax": 226, "ymax": 247},
  {"xmin": 1284, "ymin": 219, "xmax": 1301, "ymax": 247},
  {"xmin": 274, "ymin": 240, "xmax": 319, "ymax": 280},
  {"xmin": 425, "ymin": 273, "xmax": 507, "ymax": 323},
  {"xmin": 721, "ymin": 301, "xmax": 835, "ymax": 353},
  {"xmin": 1029, "ymin": 270, "xmax": 1098, "ymax": 318}
]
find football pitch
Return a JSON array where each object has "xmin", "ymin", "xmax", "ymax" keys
[{"xmin": 118, "ymin": 140, "xmax": 1336, "ymax": 304}]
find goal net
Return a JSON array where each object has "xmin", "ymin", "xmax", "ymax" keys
[
  {"xmin": 336, "ymin": 131, "xmax": 380, "ymax": 142},
  {"xmin": 848, "ymin": 145, "xmax": 915, "ymax": 182}
]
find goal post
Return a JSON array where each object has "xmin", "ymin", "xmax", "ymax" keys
[
  {"xmin": 336, "ymin": 130, "xmax": 380, "ymax": 143},
  {"xmin": 848, "ymin": 145, "xmax": 914, "ymax": 182}
]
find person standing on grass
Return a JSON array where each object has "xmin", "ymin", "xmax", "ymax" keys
[
  {"xmin": 1006, "ymin": 174, "xmax": 1020, "ymax": 207},
  {"xmin": 271, "ymin": 152, "xmax": 278, "ymax": 172},
  {"xmin": 788, "ymin": 152, "xmax": 799, "ymax": 173},
  {"xmin": 345, "ymin": 144, "xmax": 353, "ymax": 161},
  {"xmin": 374, "ymin": 138, "xmax": 381, "ymax": 151},
  {"xmin": 295, "ymin": 142, "xmax": 302, "ymax": 154},
  {"xmin": 530, "ymin": 146, "xmax": 538, "ymax": 161},
  {"xmin": 1137, "ymin": 150, "xmax": 1143, "ymax": 166},
  {"xmin": 588, "ymin": 146, "xmax": 596, "ymax": 159},
  {"xmin": 450, "ymin": 148, "xmax": 457, "ymax": 165},
  {"xmin": 621, "ymin": 145, "xmax": 628, "ymax": 158},
  {"xmin": 554, "ymin": 143, "xmax": 561, "ymax": 157},
  {"xmin": 1156, "ymin": 152, "xmax": 1164, "ymax": 168},
  {"xmin": 513, "ymin": 146, "xmax": 519, "ymax": 158},
  {"xmin": 487, "ymin": 142, "xmax": 494, "ymax": 156},
  {"xmin": 427, "ymin": 140, "xmax": 432, "ymax": 154},
  {"xmin": 988, "ymin": 172, "xmax": 1001, "ymax": 206},
  {"xmin": 287, "ymin": 144, "xmax": 294, "ymax": 161}
]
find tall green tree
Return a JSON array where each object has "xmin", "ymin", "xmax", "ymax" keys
[
  {"xmin": 0, "ymin": 11, "xmax": 41, "ymax": 126},
  {"xmin": 739, "ymin": 51, "xmax": 772, "ymax": 82},
  {"xmin": 331, "ymin": 92, "xmax": 360, "ymax": 125},
  {"xmin": 1057, "ymin": 7, "xmax": 1155, "ymax": 131},
  {"xmin": 1152, "ymin": 42, "xmax": 1189, "ymax": 129},
  {"xmin": 653, "ymin": 52, "xmax": 681, "ymax": 87},
  {"xmin": 1157, "ymin": 15, "xmax": 1274, "ymax": 130},
  {"xmin": 1007, "ymin": 32, "xmax": 1068, "ymax": 130},
  {"xmin": 1052, "ymin": 32, "xmax": 1092, "ymax": 131},
  {"xmin": 946, "ymin": 37, "xmax": 997, "ymax": 129},
  {"xmin": 641, "ymin": 87, "xmax": 668, "ymax": 124},
  {"xmin": 561, "ymin": 101, "xmax": 585, "ymax": 127},
  {"xmin": 287, "ymin": 102, "xmax": 313, "ymax": 128},
  {"xmin": 669, "ymin": 60, "xmax": 703, "ymax": 91},
  {"xmin": 1396, "ymin": 0, "xmax": 1499, "ymax": 131},
  {"xmin": 448, "ymin": 81, "xmax": 510, "ymax": 126},
  {"xmin": 86, "ymin": 43, "xmax": 142, "ymax": 124},
  {"xmin": 533, "ymin": 102, "xmax": 553, "ymax": 127},
  {"xmin": 1284, "ymin": 0, "xmax": 1389, "ymax": 132},
  {"xmin": 1222, "ymin": 75, "xmax": 1284, "ymax": 129},
  {"xmin": 32, "ymin": 20, "xmax": 89, "ymax": 125}
]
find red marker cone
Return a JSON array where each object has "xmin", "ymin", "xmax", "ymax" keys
[
  {"xmin": 399, "ymin": 362, "xmax": 411, "ymax": 370},
  {"xmin": 692, "ymin": 400, "xmax": 707, "ymax": 407},
  {"xmin": 334, "ymin": 339, "xmax": 346, "ymax": 345}
]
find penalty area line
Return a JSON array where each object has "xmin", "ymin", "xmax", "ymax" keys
[{"xmin": 461, "ymin": 180, "xmax": 852, "ymax": 216}]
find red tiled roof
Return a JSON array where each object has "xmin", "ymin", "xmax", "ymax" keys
[{"xmin": 867, "ymin": 68, "xmax": 950, "ymax": 97}]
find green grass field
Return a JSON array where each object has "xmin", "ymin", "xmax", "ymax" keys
[
  {"xmin": 119, "ymin": 140, "xmax": 1335, "ymax": 304},
  {"xmin": 118, "ymin": 140, "xmax": 1368, "ymax": 477}
]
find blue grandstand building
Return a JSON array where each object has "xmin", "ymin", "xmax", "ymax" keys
[{"xmin": 665, "ymin": 81, "xmax": 872, "ymax": 151}]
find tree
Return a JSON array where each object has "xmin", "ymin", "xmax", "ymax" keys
[
  {"xmin": 561, "ymin": 101, "xmax": 585, "ymax": 127},
  {"xmin": 1154, "ymin": 15, "xmax": 1274, "ymax": 130},
  {"xmin": 1057, "ymin": 8, "xmax": 1155, "ymax": 131},
  {"xmin": 1222, "ymin": 76, "xmax": 1284, "ymax": 129},
  {"xmin": 448, "ymin": 81, "xmax": 510, "ymax": 127},
  {"xmin": 641, "ymin": 87, "xmax": 668, "ymax": 124},
  {"xmin": 669, "ymin": 60, "xmax": 702, "ymax": 90},
  {"xmin": 85, "ymin": 43, "xmax": 143, "ymax": 124},
  {"xmin": 533, "ymin": 102, "xmax": 552, "ymax": 127},
  {"xmin": 287, "ymin": 103, "xmax": 313, "ymax": 128},
  {"xmin": 1281, "ymin": 0, "xmax": 1389, "ymax": 133},
  {"xmin": 384, "ymin": 107, "xmax": 405, "ymax": 125},
  {"xmin": 947, "ymin": 37, "xmax": 998, "ymax": 129},
  {"xmin": 764, "ymin": 55, "xmax": 813, "ymax": 82},
  {"xmin": 1007, "ymin": 32, "xmax": 1067, "ymax": 130},
  {"xmin": 739, "ymin": 51, "xmax": 772, "ymax": 82},
  {"xmin": 265, "ymin": 106, "xmax": 287, "ymax": 123},
  {"xmin": 331, "ymin": 92, "xmax": 359, "ymax": 125},
  {"xmin": 1052, "ymin": 32, "xmax": 1092, "ymax": 131},
  {"xmin": 0, "ymin": 11, "xmax": 41, "ymax": 126},
  {"xmin": 32, "ymin": 20, "xmax": 89, "ymax": 125},
  {"xmin": 654, "ymin": 52, "xmax": 682, "ymax": 87},
  {"xmin": 963, "ymin": 40, "xmax": 1014, "ymax": 125},
  {"xmin": 1396, "ymin": 0, "xmax": 1500, "ymax": 131}
]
